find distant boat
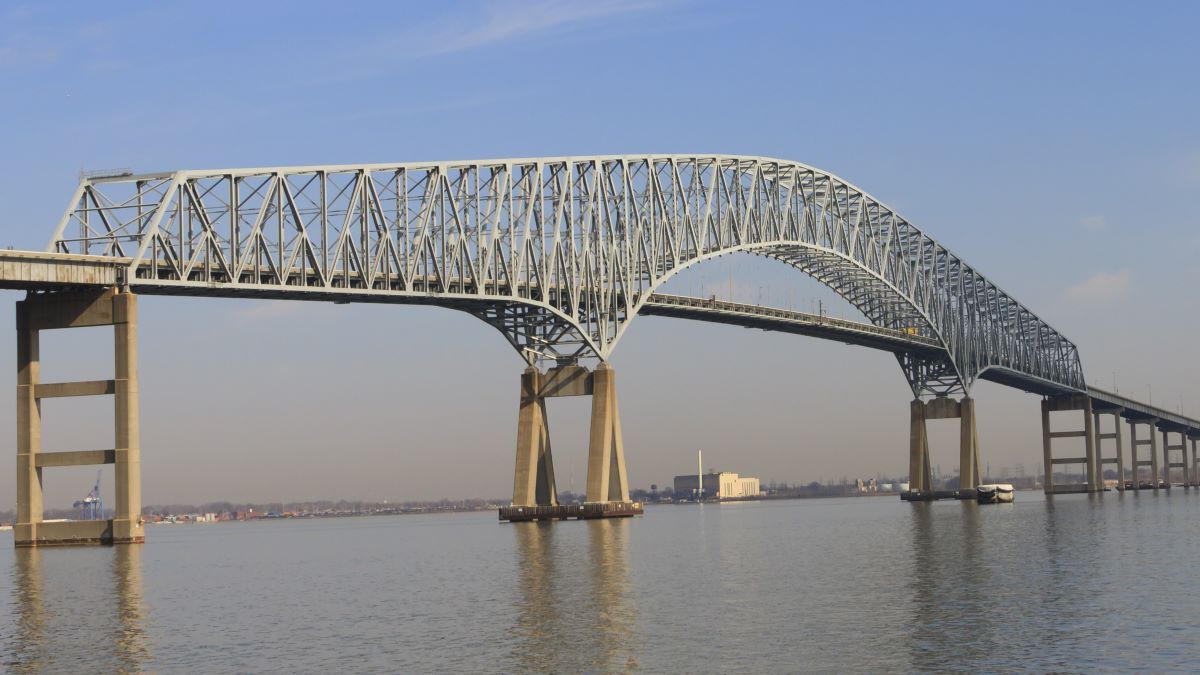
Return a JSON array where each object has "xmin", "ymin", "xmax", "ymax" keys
[{"xmin": 976, "ymin": 484, "xmax": 1014, "ymax": 504}]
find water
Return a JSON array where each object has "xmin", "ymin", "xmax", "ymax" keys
[{"xmin": 4, "ymin": 492, "xmax": 1200, "ymax": 673}]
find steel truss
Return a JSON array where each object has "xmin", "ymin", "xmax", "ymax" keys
[{"xmin": 50, "ymin": 155, "xmax": 1085, "ymax": 396}]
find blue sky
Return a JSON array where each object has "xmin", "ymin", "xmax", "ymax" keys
[{"xmin": 1, "ymin": 1, "xmax": 1197, "ymax": 506}]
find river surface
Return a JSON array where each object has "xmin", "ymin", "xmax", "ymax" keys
[{"xmin": 3, "ymin": 492, "xmax": 1200, "ymax": 673}]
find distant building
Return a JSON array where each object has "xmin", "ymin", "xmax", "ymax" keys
[
  {"xmin": 855, "ymin": 478, "xmax": 878, "ymax": 493},
  {"xmin": 674, "ymin": 472, "xmax": 761, "ymax": 499}
]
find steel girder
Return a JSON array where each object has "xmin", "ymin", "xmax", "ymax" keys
[{"xmin": 49, "ymin": 155, "xmax": 1085, "ymax": 396}]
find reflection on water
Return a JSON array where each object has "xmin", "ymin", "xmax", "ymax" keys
[
  {"xmin": 4, "ymin": 545, "xmax": 150, "ymax": 673},
  {"xmin": 905, "ymin": 502, "xmax": 998, "ymax": 669},
  {"xmin": 4, "ymin": 494, "xmax": 1200, "ymax": 672},
  {"xmin": 114, "ymin": 545, "xmax": 151, "ymax": 669},
  {"xmin": 587, "ymin": 520, "xmax": 638, "ymax": 672},
  {"xmin": 8, "ymin": 548, "xmax": 45, "ymax": 673},
  {"xmin": 510, "ymin": 519, "xmax": 637, "ymax": 673}
]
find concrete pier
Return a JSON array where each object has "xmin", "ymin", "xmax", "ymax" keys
[
  {"xmin": 14, "ymin": 289, "xmax": 143, "ymax": 547},
  {"xmin": 1127, "ymin": 418, "xmax": 1158, "ymax": 490},
  {"xmin": 586, "ymin": 363, "xmax": 630, "ymax": 505},
  {"xmin": 1160, "ymin": 428, "xmax": 1189, "ymax": 488},
  {"xmin": 1190, "ymin": 435, "xmax": 1200, "ymax": 487},
  {"xmin": 906, "ymin": 399, "xmax": 934, "ymax": 499},
  {"xmin": 502, "ymin": 362, "xmax": 640, "ymax": 522},
  {"xmin": 903, "ymin": 396, "xmax": 979, "ymax": 501},
  {"xmin": 1041, "ymin": 394, "xmax": 1100, "ymax": 494},
  {"xmin": 511, "ymin": 367, "xmax": 558, "ymax": 508},
  {"xmin": 1094, "ymin": 407, "xmax": 1125, "ymax": 490}
]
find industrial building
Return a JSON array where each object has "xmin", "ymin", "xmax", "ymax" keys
[{"xmin": 674, "ymin": 472, "xmax": 761, "ymax": 499}]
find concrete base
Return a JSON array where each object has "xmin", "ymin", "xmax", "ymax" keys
[
  {"xmin": 900, "ymin": 490, "xmax": 959, "ymax": 502},
  {"xmin": 1047, "ymin": 484, "xmax": 1090, "ymax": 495},
  {"xmin": 499, "ymin": 502, "xmax": 643, "ymax": 522},
  {"xmin": 13, "ymin": 519, "xmax": 142, "ymax": 547}
]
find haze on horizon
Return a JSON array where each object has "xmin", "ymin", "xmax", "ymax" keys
[{"xmin": 0, "ymin": 0, "xmax": 1197, "ymax": 509}]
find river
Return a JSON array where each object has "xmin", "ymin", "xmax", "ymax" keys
[{"xmin": 4, "ymin": 492, "xmax": 1200, "ymax": 673}]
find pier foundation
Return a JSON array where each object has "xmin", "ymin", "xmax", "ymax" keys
[
  {"xmin": 902, "ymin": 396, "xmax": 979, "ymax": 501},
  {"xmin": 501, "ymin": 363, "xmax": 641, "ymax": 522},
  {"xmin": 14, "ymin": 288, "xmax": 142, "ymax": 547},
  {"xmin": 1040, "ymin": 394, "xmax": 1100, "ymax": 494}
]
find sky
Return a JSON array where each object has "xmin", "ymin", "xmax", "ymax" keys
[{"xmin": 0, "ymin": 0, "xmax": 1197, "ymax": 509}]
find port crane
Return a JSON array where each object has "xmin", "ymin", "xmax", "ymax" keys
[{"xmin": 73, "ymin": 470, "xmax": 104, "ymax": 520}]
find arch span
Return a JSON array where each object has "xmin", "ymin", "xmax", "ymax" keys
[{"xmin": 51, "ymin": 155, "xmax": 1085, "ymax": 396}]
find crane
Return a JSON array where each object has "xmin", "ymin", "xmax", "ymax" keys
[{"xmin": 73, "ymin": 470, "xmax": 104, "ymax": 520}]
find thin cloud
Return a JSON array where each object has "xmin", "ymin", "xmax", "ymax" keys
[
  {"xmin": 300, "ymin": 0, "xmax": 671, "ymax": 87},
  {"xmin": 1064, "ymin": 269, "xmax": 1131, "ymax": 302},
  {"xmin": 373, "ymin": 0, "xmax": 668, "ymax": 58},
  {"xmin": 429, "ymin": 0, "xmax": 665, "ymax": 55},
  {"xmin": 1079, "ymin": 215, "xmax": 1106, "ymax": 232}
]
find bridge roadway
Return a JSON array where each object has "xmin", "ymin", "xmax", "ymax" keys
[
  {"xmin": 640, "ymin": 292, "xmax": 1200, "ymax": 432},
  {"xmin": 5, "ymin": 250, "xmax": 1189, "ymax": 428},
  {"xmin": 6, "ymin": 154, "xmax": 1200, "ymax": 544}
]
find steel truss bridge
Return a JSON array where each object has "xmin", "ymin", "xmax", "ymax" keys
[{"xmin": 5, "ymin": 155, "xmax": 1199, "ymax": 544}]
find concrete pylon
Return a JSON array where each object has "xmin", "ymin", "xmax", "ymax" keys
[
  {"xmin": 1127, "ymin": 418, "xmax": 1157, "ymax": 490},
  {"xmin": 112, "ymin": 292, "xmax": 142, "ymax": 544},
  {"xmin": 958, "ymin": 396, "xmax": 982, "ymax": 496},
  {"xmin": 1190, "ymin": 436, "xmax": 1200, "ymax": 487},
  {"xmin": 14, "ymin": 301, "xmax": 42, "ymax": 546},
  {"xmin": 905, "ymin": 397, "xmax": 979, "ymax": 500},
  {"xmin": 907, "ymin": 399, "xmax": 933, "ymax": 497},
  {"xmin": 1149, "ymin": 422, "xmax": 1160, "ymax": 489},
  {"xmin": 1160, "ymin": 428, "xmax": 1188, "ymax": 488},
  {"xmin": 1040, "ymin": 394, "xmax": 1100, "ymax": 494},
  {"xmin": 586, "ymin": 363, "xmax": 629, "ymax": 504},
  {"xmin": 14, "ymin": 288, "xmax": 143, "ymax": 547},
  {"xmin": 1094, "ymin": 409, "xmax": 1124, "ymax": 490},
  {"xmin": 511, "ymin": 367, "xmax": 558, "ymax": 507},
  {"xmin": 1190, "ymin": 432, "xmax": 1200, "ymax": 485}
]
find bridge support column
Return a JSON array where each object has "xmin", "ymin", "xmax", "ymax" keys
[
  {"xmin": 502, "ymin": 363, "xmax": 640, "ymax": 522},
  {"xmin": 586, "ymin": 364, "xmax": 630, "ymax": 504},
  {"xmin": 1040, "ymin": 394, "xmax": 1100, "ymax": 494},
  {"xmin": 902, "ymin": 397, "xmax": 978, "ymax": 501},
  {"xmin": 1160, "ymin": 427, "xmax": 1188, "ymax": 488},
  {"xmin": 1190, "ymin": 435, "xmax": 1200, "ymax": 487},
  {"xmin": 14, "ymin": 288, "xmax": 143, "ymax": 547},
  {"xmin": 1094, "ymin": 408, "xmax": 1124, "ymax": 491},
  {"xmin": 1190, "ymin": 432, "xmax": 1200, "ymax": 485},
  {"xmin": 1127, "ymin": 418, "xmax": 1158, "ymax": 490},
  {"xmin": 906, "ymin": 400, "xmax": 933, "ymax": 499},
  {"xmin": 957, "ymin": 397, "xmax": 981, "ymax": 498},
  {"xmin": 511, "ymin": 367, "xmax": 558, "ymax": 508}
]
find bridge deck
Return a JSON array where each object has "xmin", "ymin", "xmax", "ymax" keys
[
  {"xmin": 0, "ymin": 249, "xmax": 1194, "ymax": 433},
  {"xmin": 640, "ymin": 293, "xmax": 945, "ymax": 356}
]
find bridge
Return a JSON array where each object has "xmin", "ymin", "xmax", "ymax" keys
[{"xmin": 4, "ymin": 155, "xmax": 1197, "ymax": 544}]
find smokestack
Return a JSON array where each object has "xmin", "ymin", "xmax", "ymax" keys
[{"xmin": 698, "ymin": 449, "xmax": 703, "ymax": 499}]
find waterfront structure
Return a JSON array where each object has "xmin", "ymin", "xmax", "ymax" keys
[
  {"xmin": 674, "ymin": 472, "xmax": 761, "ymax": 499},
  {"xmin": 2, "ymin": 155, "xmax": 1199, "ymax": 544}
]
